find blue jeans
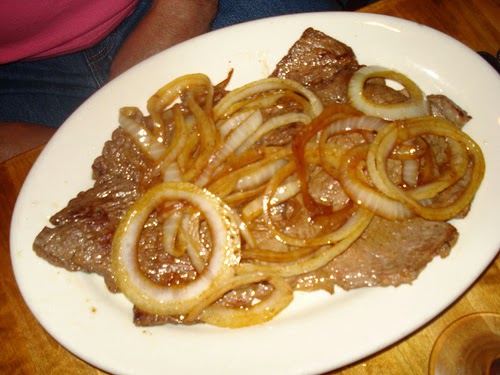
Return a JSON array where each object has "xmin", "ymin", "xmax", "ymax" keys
[
  {"xmin": 0, "ymin": 0, "xmax": 343, "ymax": 127},
  {"xmin": 212, "ymin": 0, "xmax": 339, "ymax": 29}
]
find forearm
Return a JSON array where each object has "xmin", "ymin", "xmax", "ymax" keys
[{"xmin": 109, "ymin": 0, "xmax": 218, "ymax": 79}]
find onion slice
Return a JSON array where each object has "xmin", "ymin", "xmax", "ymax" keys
[
  {"xmin": 292, "ymin": 104, "xmax": 363, "ymax": 216},
  {"xmin": 187, "ymin": 269, "xmax": 293, "ymax": 328},
  {"xmin": 367, "ymin": 117, "xmax": 485, "ymax": 221},
  {"xmin": 147, "ymin": 73, "xmax": 214, "ymax": 141},
  {"xmin": 237, "ymin": 112, "xmax": 312, "ymax": 154},
  {"xmin": 339, "ymin": 144, "xmax": 414, "ymax": 220},
  {"xmin": 262, "ymin": 162, "xmax": 371, "ymax": 247},
  {"xmin": 119, "ymin": 107, "xmax": 167, "ymax": 160},
  {"xmin": 180, "ymin": 94, "xmax": 219, "ymax": 182},
  {"xmin": 111, "ymin": 182, "xmax": 241, "ymax": 316},
  {"xmin": 213, "ymin": 77, "xmax": 323, "ymax": 120},
  {"xmin": 348, "ymin": 66, "xmax": 429, "ymax": 120},
  {"xmin": 196, "ymin": 110, "xmax": 263, "ymax": 186},
  {"xmin": 244, "ymin": 208, "xmax": 373, "ymax": 277}
]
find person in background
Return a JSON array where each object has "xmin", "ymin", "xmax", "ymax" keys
[{"xmin": 0, "ymin": 0, "xmax": 346, "ymax": 162}]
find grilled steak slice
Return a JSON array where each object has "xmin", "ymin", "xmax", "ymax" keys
[
  {"xmin": 92, "ymin": 127, "xmax": 156, "ymax": 184},
  {"xmin": 428, "ymin": 94, "xmax": 471, "ymax": 129},
  {"xmin": 272, "ymin": 27, "xmax": 360, "ymax": 105},
  {"xmin": 33, "ymin": 126, "xmax": 167, "ymax": 292},
  {"xmin": 290, "ymin": 216, "xmax": 458, "ymax": 292},
  {"xmin": 33, "ymin": 178, "xmax": 141, "ymax": 291},
  {"xmin": 133, "ymin": 306, "xmax": 188, "ymax": 326}
]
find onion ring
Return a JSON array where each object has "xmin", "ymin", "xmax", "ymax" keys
[
  {"xmin": 367, "ymin": 117, "xmax": 485, "ymax": 221},
  {"xmin": 348, "ymin": 66, "xmax": 429, "ymax": 120},
  {"xmin": 112, "ymin": 182, "xmax": 241, "ymax": 316}
]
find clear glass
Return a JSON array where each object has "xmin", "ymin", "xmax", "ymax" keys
[{"xmin": 429, "ymin": 312, "xmax": 500, "ymax": 375}]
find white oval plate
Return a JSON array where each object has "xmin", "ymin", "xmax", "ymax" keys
[{"xmin": 10, "ymin": 12, "xmax": 500, "ymax": 375}]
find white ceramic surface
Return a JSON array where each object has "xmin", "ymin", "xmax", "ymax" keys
[{"xmin": 10, "ymin": 12, "xmax": 500, "ymax": 375}]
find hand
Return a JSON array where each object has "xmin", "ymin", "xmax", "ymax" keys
[{"xmin": 109, "ymin": 0, "xmax": 218, "ymax": 79}]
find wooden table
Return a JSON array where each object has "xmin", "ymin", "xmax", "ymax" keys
[{"xmin": 1, "ymin": 0, "xmax": 499, "ymax": 373}]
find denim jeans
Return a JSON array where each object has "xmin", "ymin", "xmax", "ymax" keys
[
  {"xmin": 0, "ymin": 0, "xmax": 343, "ymax": 127},
  {"xmin": 212, "ymin": 0, "xmax": 339, "ymax": 29}
]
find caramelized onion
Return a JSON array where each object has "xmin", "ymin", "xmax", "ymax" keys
[
  {"xmin": 348, "ymin": 66, "xmax": 429, "ymax": 120},
  {"xmin": 319, "ymin": 115, "xmax": 388, "ymax": 176},
  {"xmin": 157, "ymin": 105, "xmax": 188, "ymax": 178},
  {"xmin": 262, "ymin": 162, "xmax": 372, "ymax": 247},
  {"xmin": 242, "ymin": 178, "xmax": 300, "ymax": 222},
  {"xmin": 339, "ymin": 144, "xmax": 414, "ymax": 220},
  {"xmin": 292, "ymin": 104, "xmax": 362, "ymax": 216},
  {"xmin": 234, "ymin": 158, "xmax": 288, "ymax": 191},
  {"xmin": 196, "ymin": 110, "xmax": 263, "ymax": 186},
  {"xmin": 182, "ymin": 213, "xmax": 207, "ymax": 274},
  {"xmin": 147, "ymin": 73, "xmax": 214, "ymax": 142},
  {"xmin": 112, "ymin": 182, "xmax": 241, "ymax": 316},
  {"xmin": 180, "ymin": 93, "xmax": 219, "ymax": 182},
  {"xmin": 237, "ymin": 112, "xmax": 312, "ymax": 154},
  {"xmin": 213, "ymin": 77, "xmax": 323, "ymax": 120},
  {"xmin": 119, "ymin": 107, "xmax": 167, "ymax": 160},
  {"xmin": 243, "ymin": 209, "xmax": 373, "ymax": 277},
  {"xmin": 187, "ymin": 270, "xmax": 293, "ymax": 328},
  {"xmin": 401, "ymin": 159, "xmax": 420, "ymax": 187},
  {"xmin": 207, "ymin": 147, "xmax": 291, "ymax": 198},
  {"xmin": 162, "ymin": 209, "xmax": 185, "ymax": 257},
  {"xmin": 217, "ymin": 108, "xmax": 256, "ymax": 138},
  {"xmin": 367, "ymin": 117, "xmax": 485, "ymax": 220}
]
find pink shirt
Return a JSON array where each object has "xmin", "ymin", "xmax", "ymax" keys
[{"xmin": 0, "ymin": 0, "xmax": 139, "ymax": 63}]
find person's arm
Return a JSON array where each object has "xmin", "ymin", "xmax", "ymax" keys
[
  {"xmin": 109, "ymin": 0, "xmax": 218, "ymax": 79},
  {"xmin": 0, "ymin": 0, "xmax": 217, "ymax": 162}
]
